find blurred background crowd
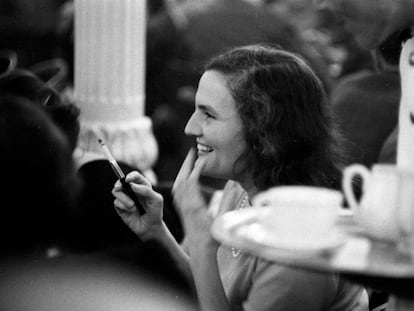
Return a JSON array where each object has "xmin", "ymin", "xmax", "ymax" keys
[{"xmin": 1, "ymin": 0, "xmax": 399, "ymax": 184}]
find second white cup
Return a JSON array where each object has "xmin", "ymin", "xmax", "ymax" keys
[{"xmin": 342, "ymin": 164, "xmax": 414, "ymax": 242}]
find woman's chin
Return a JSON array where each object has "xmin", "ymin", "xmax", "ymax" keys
[{"xmin": 200, "ymin": 166, "xmax": 222, "ymax": 179}]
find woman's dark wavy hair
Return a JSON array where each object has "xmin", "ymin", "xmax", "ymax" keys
[
  {"xmin": 205, "ymin": 44, "xmax": 345, "ymax": 190},
  {"xmin": 0, "ymin": 69, "xmax": 80, "ymax": 152}
]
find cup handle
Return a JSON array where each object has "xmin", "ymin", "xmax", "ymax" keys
[{"xmin": 342, "ymin": 164, "xmax": 371, "ymax": 211}]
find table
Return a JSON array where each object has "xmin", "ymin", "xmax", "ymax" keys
[{"xmin": 211, "ymin": 207, "xmax": 414, "ymax": 310}]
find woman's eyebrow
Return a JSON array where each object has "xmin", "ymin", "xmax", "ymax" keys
[{"xmin": 197, "ymin": 103, "xmax": 216, "ymax": 114}]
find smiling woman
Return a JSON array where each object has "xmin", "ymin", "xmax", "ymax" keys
[{"xmin": 112, "ymin": 43, "xmax": 367, "ymax": 311}]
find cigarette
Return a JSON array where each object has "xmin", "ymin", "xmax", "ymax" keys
[
  {"xmin": 98, "ymin": 138, "xmax": 125, "ymax": 179},
  {"xmin": 98, "ymin": 138, "xmax": 146, "ymax": 215}
]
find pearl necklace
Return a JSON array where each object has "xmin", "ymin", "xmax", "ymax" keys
[{"xmin": 231, "ymin": 193, "xmax": 249, "ymax": 258}]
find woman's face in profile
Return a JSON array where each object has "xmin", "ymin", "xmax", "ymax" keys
[
  {"xmin": 315, "ymin": 0, "xmax": 399, "ymax": 49},
  {"xmin": 185, "ymin": 70, "xmax": 247, "ymax": 181}
]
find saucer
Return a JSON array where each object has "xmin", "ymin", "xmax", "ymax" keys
[
  {"xmin": 211, "ymin": 207, "xmax": 346, "ymax": 256},
  {"xmin": 233, "ymin": 218, "xmax": 344, "ymax": 253}
]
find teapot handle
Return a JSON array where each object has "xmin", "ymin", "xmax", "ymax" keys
[{"xmin": 342, "ymin": 164, "xmax": 371, "ymax": 211}]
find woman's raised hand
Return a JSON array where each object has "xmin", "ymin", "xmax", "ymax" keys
[
  {"xmin": 112, "ymin": 171, "xmax": 164, "ymax": 240},
  {"xmin": 173, "ymin": 149, "xmax": 216, "ymax": 246}
]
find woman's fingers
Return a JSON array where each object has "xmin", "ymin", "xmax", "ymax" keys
[
  {"xmin": 173, "ymin": 148, "xmax": 197, "ymax": 192},
  {"xmin": 114, "ymin": 179, "xmax": 122, "ymax": 191},
  {"xmin": 114, "ymin": 197, "xmax": 134, "ymax": 212},
  {"xmin": 113, "ymin": 169, "xmax": 157, "ymax": 206},
  {"xmin": 130, "ymin": 183, "xmax": 153, "ymax": 195},
  {"xmin": 173, "ymin": 152, "xmax": 207, "ymax": 215},
  {"xmin": 112, "ymin": 189, "xmax": 135, "ymax": 209},
  {"xmin": 176, "ymin": 148, "xmax": 196, "ymax": 181},
  {"xmin": 189, "ymin": 156, "xmax": 207, "ymax": 182},
  {"xmin": 125, "ymin": 170, "xmax": 152, "ymax": 187},
  {"xmin": 130, "ymin": 183, "xmax": 163, "ymax": 205},
  {"xmin": 113, "ymin": 180, "xmax": 162, "ymax": 210}
]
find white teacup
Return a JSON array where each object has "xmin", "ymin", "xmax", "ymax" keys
[
  {"xmin": 342, "ymin": 164, "xmax": 414, "ymax": 242},
  {"xmin": 252, "ymin": 186, "xmax": 344, "ymax": 249}
]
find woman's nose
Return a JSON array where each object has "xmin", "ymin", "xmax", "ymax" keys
[{"xmin": 184, "ymin": 112, "xmax": 200, "ymax": 136}]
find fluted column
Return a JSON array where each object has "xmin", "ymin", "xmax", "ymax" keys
[{"xmin": 73, "ymin": 0, "xmax": 157, "ymax": 180}]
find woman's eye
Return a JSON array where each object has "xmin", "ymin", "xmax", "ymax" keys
[{"xmin": 204, "ymin": 111, "xmax": 214, "ymax": 119}]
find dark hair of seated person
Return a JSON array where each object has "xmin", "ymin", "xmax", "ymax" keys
[
  {"xmin": 0, "ymin": 69, "xmax": 80, "ymax": 152},
  {"xmin": 0, "ymin": 95, "xmax": 81, "ymax": 259}
]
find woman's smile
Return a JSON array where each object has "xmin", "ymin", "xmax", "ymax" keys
[{"xmin": 197, "ymin": 142, "xmax": 213, "ymax": 154}]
